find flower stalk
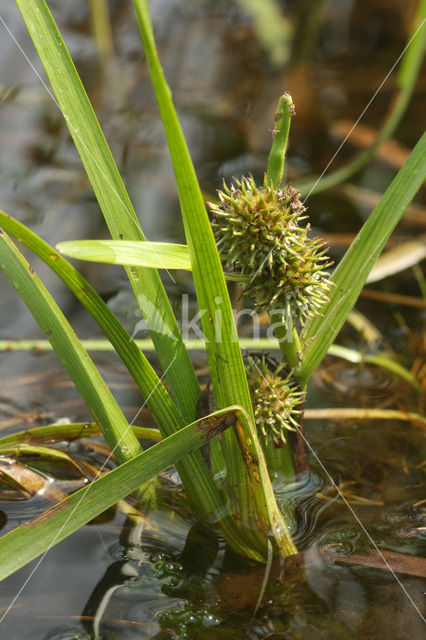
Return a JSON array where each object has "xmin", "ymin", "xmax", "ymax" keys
[
  {"xmin": 266, "ymin": 91, "xmax": 295, "ymax": 188},
  {"xmin": 210, "ymin": 94, "xmax": 333, "ymax": 478},
  {"xmin": 266, "ymin": 93, "xmax": 303, "ymax": 371}
]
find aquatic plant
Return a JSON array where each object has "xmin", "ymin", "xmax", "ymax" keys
[{"xmin": 0, "ymin": 0, "xmax": 425, "ymax": 584}]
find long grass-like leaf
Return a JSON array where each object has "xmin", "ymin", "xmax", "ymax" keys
[
  {"xmin": 15, "ymin": 0, "xmax": 200, "ymax": 423},
  {"xmin": 0, "ymin": 444, "xmax": 98, "ymax": 476},
  {"xmin": 0, "ymin": 210, "xmax": 236, "ymax": 523},
  {"xmin": 0, "ymin": 229, "xmax": 141, "ymax": 464},
  {"xmin": 0, "ymin": 408, "xmax": 237, "ymax": 582},
  {"xmin": 0, "ymin": 211, "xmax": 183, "ymax": 438},
  {"xmin": 57, "ymin": 239, "xmax": 191, "ymax": 270},
  {"xmin": 327, "ymin": 345, "xmax": 420, "ymax": 391},
  {"xmin": 298, "ymin": 131, "xmax": 426, "ymax": 383},
  {"xmin": 0, "ymin": 423, "xmax": 161, "ymax": 449},
  {"xmin": 132, "ymin": 0, "xmax": 293, "ymax": 557}
]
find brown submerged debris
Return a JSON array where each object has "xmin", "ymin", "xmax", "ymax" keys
[
  {"xmin": 0, "ymin": 457, "xmax": 67, "ymax": 502},
  {"xmin": 323, "ymin": 547, "xmax": 426, "ymax": 579}
]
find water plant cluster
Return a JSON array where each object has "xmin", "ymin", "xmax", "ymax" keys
[{"xmin": 0, "ymin": 0, "xmax": 425, "ymax": 597}]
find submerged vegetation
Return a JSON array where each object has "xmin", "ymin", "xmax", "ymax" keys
[{"xmin": 0, "ymin": 0, "xmax": 425, "ymax": 635}]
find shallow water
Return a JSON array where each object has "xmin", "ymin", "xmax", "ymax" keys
[
  {"xmin": 1, "ymin": 392, "xmax": 424, "ymax": 638},
  {"xmin": 0, "ymin": 0, "xmax": 425, "ymax": 637}
]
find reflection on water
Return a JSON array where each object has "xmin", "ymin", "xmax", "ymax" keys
[{"xmin": 0, "ymin": 0, "xmax": 425, "ymax": 637}]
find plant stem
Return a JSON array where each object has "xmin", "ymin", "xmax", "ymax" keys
[
  {"xmin": 303, "ymin": 408, "xmax": 426, "ymax": 428},
  {"xmin": 1, "ymin": 339, "xmax": 418, "ymax": 390},
  {"xmin": 265, "ymin": 93, "xmax": 303, "ymax": 373},
  {"xmin": 263, "ymin": 441, "xmax": 296, "ymax": 489},
  {"xmin": 266, "ymin": 92, "xmax": 294, "ymax": 188},
  {"xmin": 273, "ymin": 321, "xmax": 303, "ymax": 371}
]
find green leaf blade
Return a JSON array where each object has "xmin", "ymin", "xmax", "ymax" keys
[
  {"xmin": 57, "ymin": 240, "xmax": 192, "ymax": 270},
  {"xmin": 0, "ymin": 210, "xmax": 235, "ymax": 524},
  {"xmin": 0, "ymin": 411, "xmax": 233, "ymax": 582},
  {"xmin": 132, "ymin": 0, "xmax": 296, "ymax": 559},
  {"xmin": 15, "ymin": 0, "xmax": 200, "ymax": 423},
  {"xmin": 299, "ymin": 131, "xmax": 426, "ymax": 383},
  {"xmin": 0, "ymin": 229, "xmax": 142, "ymax": 464}
]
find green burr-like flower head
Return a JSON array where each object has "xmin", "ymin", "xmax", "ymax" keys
[
  {"xmin": 248, "ymin": 234, "xmax": 333, "ymax": 325},
  {"xmin": 245, "ymin": 355, "xmax": 304, "ymax": 447},
  {"xmin": 209, "ymin": 175, "xmax": 305, "ymax": 275},
  {"xmin": 209, "ymin": 175, "xmax": 333, "ymax": 327}
]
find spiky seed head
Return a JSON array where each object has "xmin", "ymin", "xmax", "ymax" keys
[
  {"xmin": 248, "ymin": 235, "xmax": 334, "ymax": 326},
  {"xmin": 245, "ymin": 355, "xmax": 304, "ymax": 447},
  {"xmin": 209, "ymin": 174, "xmax": 333, "ymax": 327},
  {"xmin": 208, "ymin": 175, "xmax": 306, "ymax": 276}
]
